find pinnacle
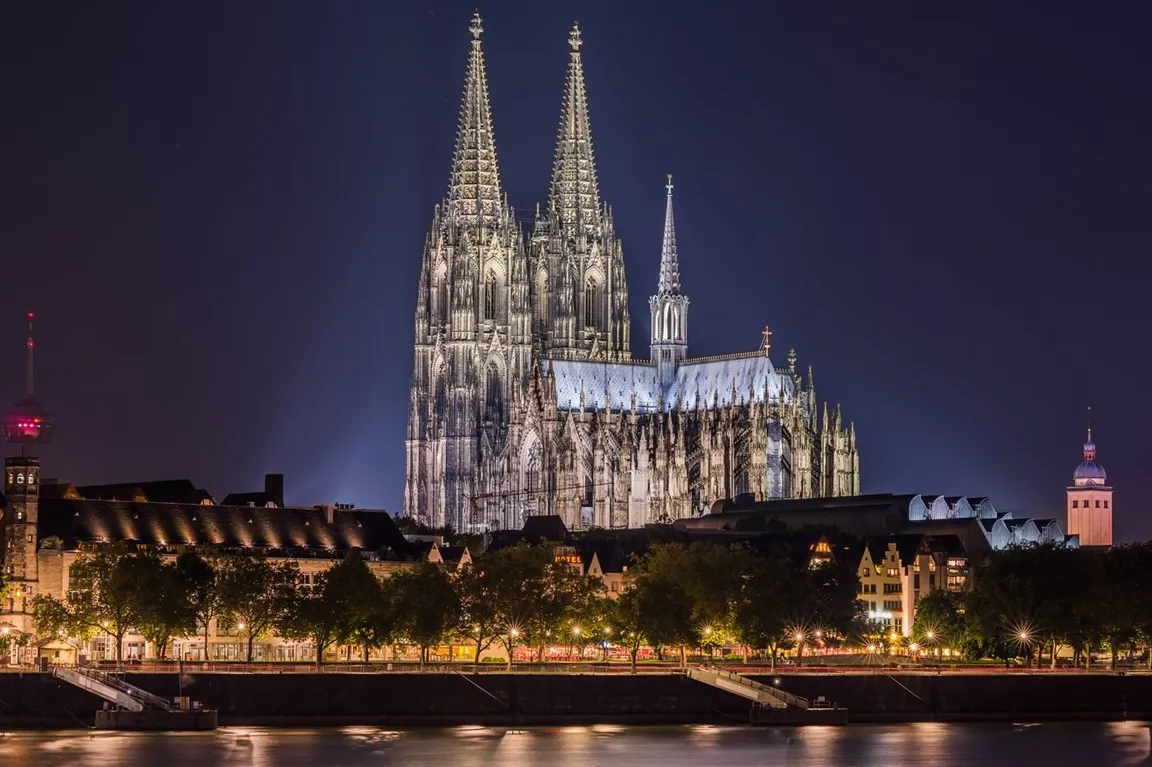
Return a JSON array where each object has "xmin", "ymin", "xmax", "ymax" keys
[
  {"xmin": 546, "ymin": 22, "xmax": 601, "ymax": 232},
  {"xmin": 656, "ymin": 175, "xmax": 681, "ymax": 294},
  {"xmin": 447, "ymin": 13, "xmax": 504, "ymax": 227}
]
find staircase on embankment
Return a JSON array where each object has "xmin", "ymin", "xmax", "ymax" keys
[
  {"xmin": 686, "ymin": 666, "xmax": 847, "ymax": 724},
  {"xmin": 52, "ymin": 665, "xmax": 174, "ymax": 713}
]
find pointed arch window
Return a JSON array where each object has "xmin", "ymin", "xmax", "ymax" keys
[
  {"xmin": 734, "ymin": 469, "xmax": 750, "ymax": 497},
  {"xmin": 584, "ymin": 277, "xmax": 599, "ymax": 329},
  {"xmin": 525, "ymin": 448, "xmax": 541, "ymax": 495},
  {"xmin": 536, "ymin": 272, "xmax": 549, "ymax": 326},
  {"xmin": 485, "ymin": 364, "xmax": 504, "ymax": 422},
  {"xmin": 484, "ymin": 270, "xmax": 497, "ymax": 321},
  {"xmin": 434, "ymin": 263, "xmax": 449, "ymax": 321}
]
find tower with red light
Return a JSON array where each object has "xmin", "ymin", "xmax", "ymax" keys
[
  {"xmin": 1065, "ymin": 407, "xmax": 1113, "ymax": 547},
  {"xmin": 2, "ymin": 313, "xmax": 53, "ymax": 616}
]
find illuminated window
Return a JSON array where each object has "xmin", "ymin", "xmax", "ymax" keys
[
  {"xmin": 584, "ymin": 277, "xmax": 599, "ymax": 328},
  {"xmin": 862, "ymin": 567, "xmax": 870, "ymax": 577},
  {"xmin": 814, "ymin": 541, "xmax": 831, "ymax": 554},
  {"xmin": 484, "ymin": 270, "xmax": 497, "ymax": 320}
]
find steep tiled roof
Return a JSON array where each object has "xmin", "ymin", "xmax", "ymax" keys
[
  {"xmin": 220, "ymin": 491, "xmax": 277, "ymax": 507},
  {"xmin": 33, "ymin": 498, "xmax": 414, "ymax": 560},
  {"xmin": 520, "ymin": 515, "xmax": 570, "ymax": 543},
  {"xmin": 72, "ymin": 479, "xmax": 214, "ymax": 505}
]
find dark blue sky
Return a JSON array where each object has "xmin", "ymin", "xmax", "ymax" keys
[{"xmin": 2, "ymin": 3, "xmax": 1148, "ymax": 536}]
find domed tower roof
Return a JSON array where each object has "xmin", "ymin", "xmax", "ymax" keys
[{"xmin": 1072, "ymin": 416, "xmax": 1107, "ymax": 487}]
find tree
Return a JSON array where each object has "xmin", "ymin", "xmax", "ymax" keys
[
  {"xmin": 277, "ymin": 570, "xmax": 339, "ymax": 666},
  {"xmin": 611, "ymin": 586, "xmax": 645, "ymax": 672},
  {"xmin": 628, "ymin": 572, "xmax": 695, "ymax": 667},
  {"xmin": 806, "ymin": 559, "xmax": 867, "ymax": 648},
  {"xmin": 176, "ymin": 550, "xmax": 222, "ymax": 661},
  {"xmin": 327, "ymin": 553, "xmax": 392, "ymax": 663},
  {"xmin": 732, "ymin": 557, "xmax": 807, "ymax": 670},
  {"xmin": 32, "ymin": 543, "xmax": 148, "ymax": 667},
  {"xmin": 347, "ymin": 579, "xmax": 395, "ymax": 663},
  {"xmin": 454, "ymin": 553, "xmax": 510, "ymax": 667},
  {"xmin": 133, "ymin": 553, "xmax": 197, "ymax": 659},
  {"xmin": 392, "ymin": 563, "xmax": 459, "ymax": 667},
  {"xmin": 640, "ymin": 542, "xmax": 749, "ymax": 644},
  {"xmin": 217, "ymin": 557, "xmax": 298, "ymax": 663}
]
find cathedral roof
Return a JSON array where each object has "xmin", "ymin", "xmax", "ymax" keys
[{"xmin": 547, "ymin": 353, "xmax": 793, "ymax": 413}]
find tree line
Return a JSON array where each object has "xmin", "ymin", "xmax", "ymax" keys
[
  {"xmin": 28, "ymin": 539, "xmax": 864, "ymax": 670},
  {"xmin": 913, "ymin": 543, "xmax": 1152, "ymax": 668}
]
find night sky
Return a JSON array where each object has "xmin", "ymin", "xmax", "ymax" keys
[{"xmin": 2, "ymin": 3, "xmax": 1148, "ymax": 536}]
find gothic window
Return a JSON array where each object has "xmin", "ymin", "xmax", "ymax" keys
[
  {"xmin": 484, "ymin": 270, "xmax": 497, "ymax": 321},
  {"xmin": 582, "ymin": 477, "xmax": 593, "ymax": 507},
  {"xmin": 536, "ymin": 271, "xmax": 549, "ymax": 325},
  {"xmin": 435, "ymin": 263, "xmax": 449, "ymax": 320},
  {"xmin": 584, "ymin": 277, "xmax": 599, "ymax": 329},
  {"xmin": 433, "ymin": 376, "xmax": 447, "ymax": 416},
  {"xmin": 525, "ymin": 452, "xmax": 541, "ymax": 494},
  {"xmin": 485, "ymin": 365, "xmax": 503, "ymax": 422},
  {"xmin": 734, "ymin": 469, "xmax": 749, "ymax": 497}
]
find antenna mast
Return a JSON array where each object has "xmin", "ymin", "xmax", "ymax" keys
[{"xmin": 26, "ymin": 312, "xmax": 34, "ymax": 397}]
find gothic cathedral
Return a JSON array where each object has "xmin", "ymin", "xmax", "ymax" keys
[{"xmin": 404, "ymin": 16, "xmax": 861, "ymax": 532}]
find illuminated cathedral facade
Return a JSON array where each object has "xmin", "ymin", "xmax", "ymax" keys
[{"xmin": 404, "ymin": 16, "xmax": 861, "ymax": 532}]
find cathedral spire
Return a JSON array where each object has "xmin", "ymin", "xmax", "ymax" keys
[
  {"xmin": 657, "ymin": 174, "xmax": 681, "ymax": 294},
  {"xmin": 547, "ymin": 22, "xmax": 601, "ymax": 231},
  {"xmin": 446, "ymin": 12, "xmax": 504, "ymax": 227}
]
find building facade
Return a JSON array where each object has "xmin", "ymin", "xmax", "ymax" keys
[
  {"xmin": 404, "ymin": 16, "xmax": 861, "ymax": 533},
  {"xmin": 1066, "ymin": 424, "xmax": 1113, "ymax": 547},
  {"xmin": 1, "ymin": 471, "xmax": 417, "ymax": 664}
]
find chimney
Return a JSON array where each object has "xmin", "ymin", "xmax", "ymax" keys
[{"xmin": 265, "ymin": 473, "xmax": 284, "ymax": 508}]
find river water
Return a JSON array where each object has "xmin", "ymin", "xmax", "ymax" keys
[{"xmin": 1, "ymin": 723, "xmax": 1149, "ymax": 766}]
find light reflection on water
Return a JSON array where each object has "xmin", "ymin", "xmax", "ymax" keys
[{"xmin": 1, "ymin": 722, "xmax": 1150, "ymax": 767}]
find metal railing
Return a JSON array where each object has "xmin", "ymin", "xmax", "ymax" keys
[{"xmin": 72, "ymin": 664, "xmax": 173, "ymax": 711}]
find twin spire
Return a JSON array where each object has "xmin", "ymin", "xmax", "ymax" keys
[
  {"xmin": 547, "ymin": 22, "xmax": 601, "ymax": 232},
  {"xmin": 446, "ymin": 15, "xmax": 679, "ymax": 286},
  {"xmin": 448, "ymin": 16, "xmax": 603, "ymax": 234},
  {"xmin": 446, "ymin": 12, "xmax": 504, "ymax": 227}
]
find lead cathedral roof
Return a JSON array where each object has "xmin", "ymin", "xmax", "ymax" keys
[{"xmin": 547, "ymin": 353, "xmax": 794, "ymax": 412}]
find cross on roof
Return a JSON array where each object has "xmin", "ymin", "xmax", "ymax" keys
[
  {"xmin": 666, "ymin": 173, "xmax": 674, "ymax": 196},
  {"xmin": 470, "ymin": 11, "xmax": 483, "ymax": 40}
]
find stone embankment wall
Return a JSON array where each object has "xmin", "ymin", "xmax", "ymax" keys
[{"xmin": 2, "ymin": 671, "xmax": 1151, "ymax": 727}]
